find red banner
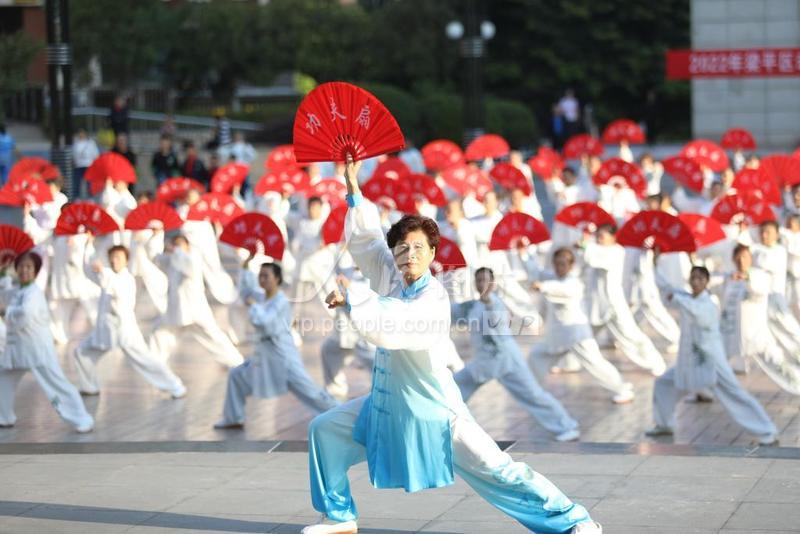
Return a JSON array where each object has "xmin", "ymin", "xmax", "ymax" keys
[{"xmin": 666, "ymin": 48, "xmax": 800, "ymax": 79}]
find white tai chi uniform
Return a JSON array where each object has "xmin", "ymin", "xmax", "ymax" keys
[
  {"xmin": 453, "ymin": 293, "xmax": 578, "ymax": 436},
  {"xmin": 583, "ymin": 243, "xmax": 667, "ymax": 375},
  {"xmin": 218, "ymin": 270, "xmax": 337, "ymax": 424},
  {"xmin": 629, "ymin": 248, "xmax": 680, "ymax": 346},
  {"xmin": 720, "ymin": 269, "xmax": 800, "ymax": 393},
  {"xmin": 72, "ymin": 265, "xmax": 186, "ymax": 396},
  {"xmin": 781, "ymin": 228, "xmax": 800, "ymax": 322},
  {"xmin": 0, "ymin": 279, "xmax": 94, "ymax": 430},
  {"xmin": 652, "ymin": 275, "xmax": 777, "ymax": 440},
  {"xmin": 129, "ymin": 230, "xmax": 168, "ymax": 315},
  {"xmin": 528, "ymin": 271, "xmax": 632, "ymax": 396},
  {"xmin": 148, "ymin": 248, "xmax": 244, "ymax": 368},
  {"xmin": 48, "ymin": 234, "xmax": 99, "ymax": 345},
  {"xmin": 751, "ymin": 242, "xmax": 800, "ymax": 355}
]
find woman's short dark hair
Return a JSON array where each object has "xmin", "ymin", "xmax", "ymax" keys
[
  {"xmin": 15, "ymin": 251, "xmax": 43, "ymax": 275},
  {"xmin": 596, "ymin": 223, "xmax": 617, "ymax": 235},
  {"xmin": 552, "ymin": 247, "xmax": 575, "ymax": 263},
  {"xmin": 260, "ymin": 262, "xmax": 283, "ymax": 284},
  {"xmin": 690, "ymin": 265, "xmax": 710, "ymax": 280},
  {"xmin": 386, "ymin": 215, "xmax": 440, "ymax": 250},
  {"xmin": 108, "ymin": 245, "xmax": 130, "ymax": 260},
  {"xmin": 732, "ymin": 243, "xmax": 750, "ymax": 259}
]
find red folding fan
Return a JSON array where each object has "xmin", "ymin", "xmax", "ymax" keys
[
  {"xmin": 408, "ymin": 174, "xmax": 446, "ymax": 207},
  {"xmin": 680, "ymin": 140, "xmax": 729, "ymax": 172},
  {"xmin": 265, "ymin": 144, "xmax": 299, "ymax": 171},
  {"xmin": 760, "ymin": 155, "xmax": 800, "ymax": 187},
  {"xmin": 465, "ymin": 134, "xmax": 510, "ymax": 161},
  {"xmin": 616, "ymin": 211, "xmax": 696, "ymax": 253},
  {"xmin": 592, "ymin": 158, "xmax": 647, "ymax": 197},
  {"xmin": 3, "ymin": 176, "xmax": 53, "ymax": 204},
  {"xmin": 440, "ymin": 165, "xmax": 490, "ymax": 197},
  {"xmin": 220, "ymin": 213, "xmax": 285, "ymax": 258},
  {"xmin": 732, "ymin": 167, "xmax": 781, "ymax": 205},
  {"xmin": 430, "ymin": 236, "xmax": 467, "ymax": 274},
  {"xmin": 563, "ymin": 134, "xmax": 604, "ymax": 159},
  {"xmin": 361, "ymin": 176, "xmax": 415, "ymax": 213},
  {"xmin": 663, "ymin": 156, "xmax": 705, "ymax": 194},
  {"xmin": 489, "ymin": 163, "xmax": 532, "ymax": 195},
  {"xmin": 8, "ymin": 157, "xmax": 52, "ymax": 183},
  {"xmin": 322, "ymin": 205, "xmax": 347, "ymax": 245},
  {"xmin": 156, "ymin": 177, "xmax": 205, "ymax": 203},
  {"xmin": 528, "ymin": 151, "xmax": 564, "ymax": 180},
  {"xmin": 0, "ymin": 224, "xmax": 34, "ymax": 263},
  {"xmin": 372, "ymin": 157, "xmax": 411, "ymax": 180},
  {"xmin": 211, "ymin": 163, "xmax": 250, "ymax": 194},
  {"xmin": 292, "ymin": 82, "xmax": 405, "ymax": 163},
  {"xmin": 677, "ymin": 213, "xmax": 726, "ymax": 249},
  {"xmin": 55, "ymin": 202, "xmax": 119, "ymax": 236},
  {"xmin": 489, "ymin": 213, "xmax": 550, "ymax": 250},
  {"xmin": 721, "ymin": 128, "xmax": 756, "ymax": 151},
  {"xmin": 0, "ymin": 190, "xmax": 23, "ymax": 207},
  {"xmin": 554, "ymin": 202, "xmax": 615, "ymax": 231},
  {"xmin": 793, "ymin": 147, "xmax": 800, "ymax": 161},
  {"xmin": 85, "ymin": 152, "xmax": 137, "ymax": 184},
  {"xmin": 125, "ymin": 202, "xmax": 183, "ymax": 232},
  {"xmin": 306, "ymin": 178, "xmax": 347, "ymax": 208},
  {"xmin": 601, "ymin": 119, "xmax": 645, "ymax": 144},
  {"xmin": 422, "ymin": 139, "xmax": 465, "ymax": 172},
  {"xmin": 710, "ymin": 192, "xmax": 775, "ymax": 225},
  {"xmin": 186, "ymin": 193, "xmax": 245, "ymax": 226},
  {"xmin": 255, "ymin": 168, "xmax": 311, "ymax": 196}
]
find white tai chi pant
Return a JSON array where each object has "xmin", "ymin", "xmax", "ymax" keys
[
  {"xmin": 221, "ymin": 357, "xmax": 338, "ymax": 423},
  {"xmin": 636, "ymin": 295, "xmax": 681, "ymax": 345},
  {"xmin": 767, "ymin": 294, "xmax": 800, "ymax": 355},
  {"xmin": 454, "ymin": 355, "xmax": 578, "ymax": 436},
  {"xmin": 321, "ymin": 337, "xmax": 374, "ymax": 397},
  {"xmin": 148, "ymin": 319, "xmax": 244, "ymax": 368},
  {"xmin": 0, "ymin": 364, "xmax": 94, "ymax": 429},
  {"xmin": 73, "ymin": 333, "xmax": 185, "ymax": 396},
  {"xmin": 599, "ymin": 313, "xmax": 667, "ymax": 375},
  {"xmin": 652, "ymin": 364, "xmax": 777, "ymax": 440},
  {"xmin": 529, "ymin": 339, "xmax": 631, "ymax": 396},
  {"xmin": 50, "ymin": 298, "xmax": 95, "ymax": 345}
]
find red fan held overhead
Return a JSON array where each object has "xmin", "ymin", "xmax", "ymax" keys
[
  {"xmin": 430, "ymin": 236, "xmax": 467, "ymax": 274},
  {"xmin": 186, "ymin": 193, "xmax": 245, "ymax": 226},
  {"xmin": 265, "ymin": 144, "xmax": 299, "ymax": 171},
  {"xmin": 721, "ymin": 128, "xmax": 756, "ymax": 151},
  {"xmin": 616, "ymin": 211, "xmax": 696, "ymax": 253},
  {"xmin": 361, "ymin": 176, "xmax": 415, "ymax": 213},
  {"xmin": 0, "ymin": 190, "xmax": 24, "ymax": 207},
  {"xmin": 372, "ymin": 157, "xmax": 411, "ymax": 180},
  {"xmin": 677, "ymin": 213, "xmax": 726, "ymax": 249},
  {"xmin": 760, "ymin": 154, "xmax": 800, "ymax": 187},
  {"xmin": 255, "ymin": 168, "xmax": 311, "ymax": 196},
  {"xmin": 528, "ymin": 148, "xmax": 564, "ymax": 180},
  {"xmin": 592, "ymin": 158, "xmax": 647, "ymax": 198},
  {"xmin": 680, "ymin": 140, "xmax": 729, "ymax": 172},
  {"xmin": 85, "ymin": 152, "xmax": 137, "ymax": 184},
  {"xmin": 732, "ymin": 167, "xmax": 781, "ymax": 205},
  {"xmin": 490, "ymin": 163, "xmax": 532, "ymax": 195},
  {"xmin": 211, "ymin": 163, "xmax": 249, "ymax": 194},
  {"xmin": 307, "ymin": 178, "xmax": 347, "ymax": 208},
  {"xmin": 3, "ymin": 176, "xmax": 53, "ymax": 204},
  {"xmin": 563, "ymin": 134, "xmax": 604, "ymax": 159},
  {"xmin": 156, "ymin": 177, "xmax": 205, "ymax": 203},
  {"xmin": 0, "ymin": 225, "xmax": 34, "ymax": 264},
  {"xmin": 710, "ymin": 192, "xmax": 775, "ymax": 225},
  {"xmin": 125, "ymin": 202, "xmax": 183, "ymax": 232},
  {"xmin": 55, "ymin": 202, "xmax": 119, "ymax": 236},
  {"xmin": 293, "ymin": 82, "xmax": 405, "ymax": 163},
  {"xmin": 663, "ymin": 156, "xmax": 705, "ymax": 194},
  {"xmin": 8, "ymin": 157, "xmax": 52, "ymax": 183},
  {"xmin": 422, "ymin": 139, "xmax": 465, "ymax": 172},
  {"xmin": 601, "ymin": 119, "xmax": 645, "ymax": 144},
  {"xmin": 408, "ymin": 174, "xmax": 447, "ymax": 207},
  {"xmin": 554, "ymin": 202, "xmax": 615, "ymax": 231},
  {"xmin": 489, "ymin": 213, "xmax": 550, "ymax": 251},
  {"xmin": 465, "ymin": 134, "xmax": 510, "ymax": 161},
  {"xmin": 440, "ymin": 165, "xmax": 492, "ymax": 198},
  {"xmin": 220, "ymin": 213, "xmax": 285, "ymax": 259},
  {"xmin": 322, "ymin": 205, "xmax": 347, "ymax": 245}
]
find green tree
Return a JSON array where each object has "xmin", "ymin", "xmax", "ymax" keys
[{"xmin": 0, "ymin": 31, "xmax": 42, "ymax": 122}]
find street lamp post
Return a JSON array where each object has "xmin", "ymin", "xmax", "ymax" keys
[
  {"xmin": 45, "ymin": 0, "xmax": 74, "ymax": 196},
  {"xmin": 446, "ymin": 0, "xmax": 494, "ymax": 146}
]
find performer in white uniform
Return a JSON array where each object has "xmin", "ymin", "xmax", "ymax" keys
[
  {"xmin": 48, "ymin": 233, "xmax": 99, "ymax": 345},
  {"xmin": 648, "ymin": 264, "xmax": 778, "ymax": 445},
  {"xmin": 303, "ymin": 156, "xmax": 601, "ymax": 534},
  {"xmin": 72, "ymin": 245, "xmax": 186, "ymax": 397},
  {"xmin": 0, "ymin": 252, "xmax": 94, "ymax": 432}
]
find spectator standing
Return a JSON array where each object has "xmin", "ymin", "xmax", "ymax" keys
[
  {"xmin": 108, "ymin": 96, "xmax": 130, "ymax": 137},
  {"xmin": 151, "ymin": 135, "xmax": 180, "ymax": 186},
  {"xmin": 558, "ymin": 89, "xmax": 581, "ymax": 138},
  {"xmin": 182, "ymin": 141, "xmax": 209, "ymax": 187},
  {"xmin": 72, "ymin": 128, "xmax": 99, "ymax": 198}
]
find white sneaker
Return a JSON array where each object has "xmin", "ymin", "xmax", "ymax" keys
[
  {"xmin": 644, "ymin": 425, "xmax": 674, "ymax": 437},
  {"xmin": 300, "ymin": 520, "xmax": 358, "ymax": 534},
  {"xmin": 171, "ymin": 385, "xmax": 187, "ymax": 399},
  {"xmin": 213, "ymin": 419, "xmax": 244, "ymax": 430},
  {"xmin": 75, "ymin": 422, "xmax": 94, "ymax": 434},
  {"xmin": 758, "ymin": 433, "xmax": 779, "ymax": 446},
  {"xmin": 612, "ymin": 386, "xmax": 635, "ymax": 404},
  {"xmin": 555, "ymin": 428, "xmax": 580, "ymax": 442},
  {"xmin": 571, "ymin": 520, "xmax": 602, "ymax": 533}
]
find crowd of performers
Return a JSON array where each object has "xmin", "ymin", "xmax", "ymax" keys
[{"xmin": 2, "ymin": 127, "xmax": 800, "ymax": 531}]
